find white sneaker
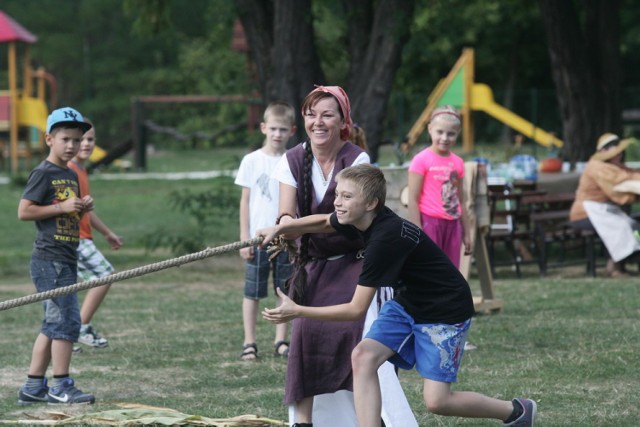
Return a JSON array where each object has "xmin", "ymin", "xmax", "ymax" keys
[{"xmin": 78, "ymin": 325, "xmax": 108, "ymax": 348}]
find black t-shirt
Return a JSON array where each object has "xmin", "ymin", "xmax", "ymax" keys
[
  {"xmin": 330, "ymin": 207, "xmax": 475, "ymax": 324},
  {"xmin": 22, "ymin": 160, "xmax": 81, "ymax": 263}
]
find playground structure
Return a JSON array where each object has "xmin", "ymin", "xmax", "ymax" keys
[
  {"xmin": 0, "ymin": 10, "xmax": 55, "ymax": 175},
  {"xmin": 0, "ymin": 10, "xmax": 131, "ymax": 174},
  {"xmin": 0, "ymin": 15, "xmax": 261, "ymax": 174},
  {"xmin": 400, "ymin": 48, "xmax": 564, "ymax": 156}
]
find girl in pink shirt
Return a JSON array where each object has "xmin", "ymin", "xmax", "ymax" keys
[{"xmin": 407, "ymin": 106, "xmax": 471, "ymax": 267}]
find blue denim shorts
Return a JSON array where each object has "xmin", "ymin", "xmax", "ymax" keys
[
  {"xmin": 244, "ymin": 248, "xmax": 292, "ymax": 300},
  {"xmin": 30, "ymin": 256, "xmax": 81, "ymax": 342},
  {"xmin": 365, "ymin": 300, "xmax": 471, "ymax": 382}
]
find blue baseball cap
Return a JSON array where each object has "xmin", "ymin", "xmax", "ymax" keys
[{"xmin": 46, "ymin": 107, "xmax": 92, "ymax": 134}]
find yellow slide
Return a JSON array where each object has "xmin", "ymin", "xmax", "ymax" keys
[
  {"xmin": 470, "ymin": 83, "xmax": 563, "ymax": 148},
  {"xmin": 17, "ymin": 96, "xmax": 48, "ymax": 133},
  {"xmin": 89, "ymin": 145, "xmax": 108, "ymax": 163},
  {"xmin": 403, "ymin": 48, "xmax": 564, "ymax": 154}
]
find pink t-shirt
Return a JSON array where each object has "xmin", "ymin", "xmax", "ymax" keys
[{"xmin": 408, "ymin": 148, "xmax": 464, "ymax": 220}]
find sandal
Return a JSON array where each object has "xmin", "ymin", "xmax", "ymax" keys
[
  {"xmin": 274, "ymin": 340, "xmax": 289, "ymax": 358},
  {"xmin": 240, "ymin": 343, "xmax": 258, "ymax": 360}
]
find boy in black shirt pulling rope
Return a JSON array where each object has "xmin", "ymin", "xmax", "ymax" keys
[{"xmin": 258, "ymin": 164, "xmax": 536, "ymax": 427}]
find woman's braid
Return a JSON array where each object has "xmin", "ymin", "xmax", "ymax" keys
[{"xmin": 290, "ymin": 141, "xmax": 314, "ymax": 305}]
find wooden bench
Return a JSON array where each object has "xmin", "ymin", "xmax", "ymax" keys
[
  {"xmin": 525, "ymin": 194, "xmax": 601, "ymax": 276},
  {"xmin": 486, "ymin": 189, "xmax": 545, "ymax": 277}
]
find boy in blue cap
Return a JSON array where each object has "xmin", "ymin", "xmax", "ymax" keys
[
  {"xmin": 17, "ymin": 107, "xmax": 96, "ymax": 405},
  {"xmin": 258, "ymin": 164, "xmax": 537, "ymax": 426}
]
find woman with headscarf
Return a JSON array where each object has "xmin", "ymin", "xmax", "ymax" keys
[
  {"xmin": 272, "ymin": 86, "xmax": 416, "ymax": 427},
  {"xmin": 569, "ymin": 133, "xmax": 640, "ymax": 277}
]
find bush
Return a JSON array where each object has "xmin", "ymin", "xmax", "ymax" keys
[{"xmin": 143, "ymin": 176, "xmax": 239, "ymax": 255}]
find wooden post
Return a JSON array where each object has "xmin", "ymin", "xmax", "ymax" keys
[
  {"xmin": 8, "ymin": 42, "xmax": 18, "ymax": 175},
  {"xmin": 462, "ymin": 48, "xmax": 474, "ymax": 154},
  {"xmin": 131, "ymin": 99, "xmax": 146, "ymax": 171},
  {"xmin": 23, "ymin": 45, "xmax": 32, "ymax": 97},
  {"xmin": 35, "ymin": 66, "xmax": 46, "ymax": 153},
  {"xmin": 460, "ymin": 161, "xmax": 504, "ymax": 314},
  {"xmin": 472, "ymin": 226, "xmax": 504, "ymax": 313}
]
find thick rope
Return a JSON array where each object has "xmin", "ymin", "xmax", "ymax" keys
[{"xmin": 0, "ymin": 237, "xmax": 263, "ymax": 312}]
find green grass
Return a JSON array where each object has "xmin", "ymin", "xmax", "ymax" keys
[{"xmin": 0, "ymin": 146, "xmax": 639, "ymax": 425}]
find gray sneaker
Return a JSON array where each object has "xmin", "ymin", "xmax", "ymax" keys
[
  {"xmin": 504, "ymin": 398, "xmax": 536, "ymax": 426},
  {"xmin": 18, "ymin": 378, "xmax": 49, "ymax": 405},
  {"xmin": 78, "ymin": 325, "xmax": 108, "ymax": 348},
  {"xmin": 47, "ymin": 378, "xmax": 95, "ymax": 405}
]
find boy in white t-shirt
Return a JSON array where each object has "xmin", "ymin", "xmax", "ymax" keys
[{"xmin": 234, "ymin": 102, "xmax": 296, "ymax": 360}]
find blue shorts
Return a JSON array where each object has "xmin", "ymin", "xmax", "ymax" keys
[
  {"xmin": 365, "ymin": 300, "xmax": 471, "ymax": 382},
  {"xmin": 77, "ymin": 238, "xmax": 114, "ymax": 281},
  {"xmin": 244, "ymin": 248, "xmax": 292, "ymax": 300},
  {"xmin": 30, "ymin": 256, "xmax": 81, "ymax": 342}
]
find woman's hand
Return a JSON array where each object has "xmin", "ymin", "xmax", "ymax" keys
[
  {"xmin": 255, "ymin": 226, "xmax": 280, "ymax": 248},
  {"xmin": 276, "ymin": 215, "xmax": 302, "ymax": 240}
]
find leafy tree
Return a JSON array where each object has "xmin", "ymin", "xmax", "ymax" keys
[
  {"xmin": 395, "ymin": 0, "xmax": 554, "ymax": 151},
  {"xmin": 5, "ymin": 0, "xmax": 640, "ymax": 164},
  {"xmin": 0, "ymin": 0, "xmax": 249, "ymax": 149},
  {"xmin": 537, "ymin": 0, "xmax": 622, "ymax": 163},
  {"xmin": 234, "ymin": 0, "xmax": 415, "ymax": 162}
]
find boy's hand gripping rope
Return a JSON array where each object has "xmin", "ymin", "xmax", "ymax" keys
[{"xmin": 0, "ymin": 237, "xmax": 264, "ymax": 312}]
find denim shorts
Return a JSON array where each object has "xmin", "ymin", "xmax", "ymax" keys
[
  {"xmin": 365, "ymin": 300, "xmax": 471, "ymax": 382},
  {"xmin": 30, "ymin": 256, "xmax": 81, "ymax": 342},
  {"xmin": 77, "ymin": 238, "xmax": 114, "ymax": 281},
  {"xmin": 244, "ymin": 248, "xmax": 292, "ymax": 300}
]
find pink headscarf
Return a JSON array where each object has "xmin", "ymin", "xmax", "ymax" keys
[{"xmin": 309, "ymin": 85, "xmax": 353, "ymax": 141}]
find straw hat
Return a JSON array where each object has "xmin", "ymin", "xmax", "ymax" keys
[{"xmin": 590, "ymin": 132, "xmax": 631, "ymax": 161}]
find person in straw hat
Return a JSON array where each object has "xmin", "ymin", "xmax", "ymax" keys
[{"xmin": 569, "ymin": 132, "xmax": 640, "ymax": 277}]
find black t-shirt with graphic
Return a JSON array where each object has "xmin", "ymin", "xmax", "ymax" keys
[
  {"xmin": 330, "ymin": 207, "xmax": 475, "ymax": 324},
  {"xmin": 22, "ymin": 160, "xmax": 81, "ymax": 264}
]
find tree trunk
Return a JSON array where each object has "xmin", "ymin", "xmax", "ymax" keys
[
  {"xmin": 270, "ymin": 0, "xmax": 324, "ymax": 143},
  {"xmin": 586, "ymin": 0, "xmax": 622, "ymax": 135},
  {"xmin": 237, "ymin": 0, "xmax": 414, "ymax": 159},
  {"xmin": 345, "ymin": 0, "xmax": 415, "ymax": 163},
  {"xmin": 537, "ymin": 0, "xmax": 621, "ymax": 163},
  {"xmin": 499, "ymin": 48, "xmax": 519, "ymax": 148},
  {"xmin": 234, "ymin": 1, "xmax": 273, "ymax": 98},
  {"xmin": 235, "ymin": 0, "xmax": 323, "ymax": 144}
]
